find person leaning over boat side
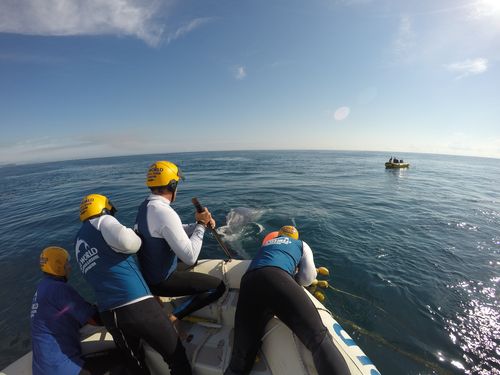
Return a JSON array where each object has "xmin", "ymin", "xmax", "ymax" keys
[
  {"xmin": 31, "ymin": 246, "xmax": 125, "ymax": 375},
  {"xmin": 75, "ymin": 194, "xmax": 191, "ymax": 375},
  {"xmin": 225, "ymin": 226, "xmax": 350, "ymax": 375},
  {"xmin": 135, "ymin": 161, "xmax": 226, "ymax": 324}
]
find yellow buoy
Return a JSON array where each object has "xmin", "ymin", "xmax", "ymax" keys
[
  {"xmin": 317, "ymin": 280, "xmax": 329, "ymax": 288},
  {"xmin": 309, "ymin": 279, "xmax": 319, "ymax": 286},
  {"xmin": 314, "ymin": 291, "xmax": 325, "ymax": 302},
  {"xmin": 317, "ymin": 267, "xmax": 330, "ymax": 276}
]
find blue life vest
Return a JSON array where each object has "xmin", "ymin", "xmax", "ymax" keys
[
  {"xmin": 247, "ymin": 236, "xmax": 303, "ymax": 276},
  {"xmin": 136, "ymin": 199, "xmax": 178, "ymax": 285},
  {"xmin": 75, "ymin": 220, "xmax": 150, "ymax": 311},
  {"xmin": 31, "ymin": 276, "xmax": 96, "ymax": 375}
]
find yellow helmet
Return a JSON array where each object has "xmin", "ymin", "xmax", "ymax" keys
[
  {"xmin": 40, "ymin": 246, "xmax": 69, "ymax": 277},
  {"xmin": 79, "ymin": 194, "xmax": 116, "ymax": 221},
  {"xmin": 146, "ymin": 160, "xmax": 185, "ymax": 190},
  {"xmin": 278, "ymin": 225, "xmax": 299, "ymax": 240}
]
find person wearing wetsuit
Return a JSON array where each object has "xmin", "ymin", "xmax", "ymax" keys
[
  {"xmin": 31, "ymin": 246, "xmax": 125, "ymax": 375},
  {"xmin": 136, "ymin": 161, "xmax": 226, "ymax": 324},
  {"xmin": 225, "ymin": 226, "xmax": 350, "ymax": 375},
  {"xmin": 75, "ymin": 194, "xmax": 191, "ymax": 375}
]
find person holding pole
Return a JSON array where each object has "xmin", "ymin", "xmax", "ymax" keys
[{"xmin": 135, "ymin": 161, "xmax": 226, "ymax": 324}]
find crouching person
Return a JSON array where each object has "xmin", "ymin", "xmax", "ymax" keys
[
  {"xmin": 31, "ymin": 246, "xmax": 124, "ymax": 375},
  {"xmin": 76, "ymin": 194, "xmax": 191, "ymax": 375},
  {"xmin": 225, "ymin": 226, "xmax": 350, "ymax": 375}
]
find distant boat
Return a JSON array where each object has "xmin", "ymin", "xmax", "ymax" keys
[{"xmin": 385, "ymin": 161, "xmax": 409, "ymax": 169}]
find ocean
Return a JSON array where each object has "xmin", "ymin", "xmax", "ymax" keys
[{"xmin": 0, "ymin": 150, "xmax": 498, "ymax": 374}]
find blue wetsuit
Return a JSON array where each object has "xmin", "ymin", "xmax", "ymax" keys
[{"xmin": 30, "ymin": 276, "xmax": 96, "ymax": 375}]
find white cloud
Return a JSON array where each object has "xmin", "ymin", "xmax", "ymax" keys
[
  {"xmin": 438, "ymin": 133, "xmax": 500, "ymax": 158},
  {"xmin": 166, "ymin": 17, "xmax": 212, "ymax": 44},
  {"xmin": 0, "ymin": 0, "xmax": 166, "ymax": 46},
  {"xmin": 444, "ymin": 58, "xmax": 488, "ymax": 79},
  {"xmin": 233, "ymin": 65, "xmax": 247, "ymax": 80},
  {"xmin": 469, "ymin": 0, "xmax": 500, "ymax": 19},
  {"xmin": 0, "ymin": 132, "xmax": 150, "ymax": 164},
  {"xmin": 336, "ymin": 0, "xmax": 373, "ymax": 5},
  {"xmin": 392, "ymin": 15, "xmax": 415, "ymax": 63}
]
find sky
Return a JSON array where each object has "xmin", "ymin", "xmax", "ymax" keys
[{"xmin": 0, "ymin": 0, "xmax": 499, "ymax": 164}]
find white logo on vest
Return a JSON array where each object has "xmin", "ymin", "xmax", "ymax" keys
[
  {"xmin": 265, "ymin": 237, "xmax": 292, "ymax": 246},
  {"xmin": 75, "ymin": 238, "xmax": 100, "ymax": 275}
]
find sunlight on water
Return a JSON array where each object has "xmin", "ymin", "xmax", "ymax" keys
[{"xmin": 446, "ymin": 280, "xmax": 500, "ymax": 374}]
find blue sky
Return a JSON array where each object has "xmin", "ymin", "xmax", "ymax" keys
[{"xmin": 0, "ymin": 0, "xmax": 499, "ymax": 163}]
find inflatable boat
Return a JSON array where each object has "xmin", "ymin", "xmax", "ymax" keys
[
  {"xmin": 0, "ymin": 259, "xmax": 380, "ymax": 375},
  {"xmin": 385, "ymin": 162, "xmax": 409, "ymax": 169}
]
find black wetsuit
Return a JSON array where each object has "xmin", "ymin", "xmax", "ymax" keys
[
  {"xmin": 76, "ymin": 217, "xmax": 191, "ymax": 375},
  {"xmin": 225, "ymin": 239, "xmax": 350, "ymax": 375},
  {"xmin": 149, "ymin": 270, "xmax": 226, "ymax": 319},
  {"xmin": 100, "ymin": 298, "xmax": 191, "ymax": 375}
]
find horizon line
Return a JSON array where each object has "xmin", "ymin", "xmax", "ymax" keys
[{"xmin": 1, "ymin": 148, "xmax": 499, "ymax": 168}]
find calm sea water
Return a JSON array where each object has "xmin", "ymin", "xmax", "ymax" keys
[{"xmin": 0, "ymin": 150, "xmax": 499, "ymax": 374}]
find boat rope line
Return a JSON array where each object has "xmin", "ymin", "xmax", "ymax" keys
[
  {"xmin": 329, "ymin": 310, "xmax": 454, "ymax": 375},
  {"xmin": 327, "ymin": 285, "xmax": 389, "ymax": 315},
  {"xmin": 321, "ymin": 286, "xmax": 454, "ymax": 374}
]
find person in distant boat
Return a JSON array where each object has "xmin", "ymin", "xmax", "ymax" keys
[
  {"xmin": 30, "ymin": 246, "xmax": 125, "ymax": 375},
  {"xmin": 393, "ymin": 158, "xmax": 399, "ymax": 163},
  {"xmin": 389, "ymin": 157, "xmax": 393, "ymax": 163},
  {"xmin": 135, "ymin": 161, "xmax": 226, "ymax": 325},
  {"xmin": 75, "ymin": 194, "xmax": 192, "ymax": 375},
  {"xmin": 225, "ymin": 226, "xmax": 350, "ymax": 375}
]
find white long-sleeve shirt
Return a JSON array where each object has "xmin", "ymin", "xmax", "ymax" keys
[
  {"xmin": 89, "ymin": 215, "xmax": 141, "ymax": 254},
  {"xmin": 295, "ymin": 241, "xmax": 317, "ymax": 286},
  {"xmin": 143, "ymin": 194, "xmax": 206, "ymax": 265}
]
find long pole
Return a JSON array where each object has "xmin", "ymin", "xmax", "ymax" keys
[{"xmin": 192, "ymin": 197, "xmax": 233, "ymax": 260}]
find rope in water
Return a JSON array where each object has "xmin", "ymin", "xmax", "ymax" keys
[
  {"xmin": 327, "ymin": 285, "xmax": 389, "ymax": 315},
  {"xmin": 330, "ymin": 311, "xmax": 454, "ymax": 375},
  {"xmin": 321, "ymin": 288, "xmax": 455, "ymax": 375}
]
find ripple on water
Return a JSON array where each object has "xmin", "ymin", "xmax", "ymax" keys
[{"xmin": 446, "ymin": 280, "xmax": 500, "ymax": 374}]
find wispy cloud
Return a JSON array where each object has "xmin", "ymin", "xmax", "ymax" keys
[
  {"xmin": 468, "ymin": 0, "xmax": 500, "ymax": 20},
  {"xmin": 0, "ymin": 0, "xmax": 166, "ymax": 46},
  {"xmin": 0, "ymin": 52, "xmax": 65, "ymax": 64},
  {"xmin": 444, "ymin": 58, "xmax": 488, "ymax": 79},
  {"xmin": 336, "ymin": 0, "xmax": 373, "ymax": 5},
  {"xmin": 392, "ymin": 15, "xmax": 415, "ymax": 63},
  {"xmin": 233, "ymin": 65, "xmax": 247, "ymax": 80},
  {"xmin": 440, "ymin": 132, "xmax": 500, "ymax": 158},
  {"xmin": 166, "ymin": 17, "xmax": 212, "ymax": 44},
  {"xmin": 0, "ymin": 132, "xmax": 150, "ymax": 164}
]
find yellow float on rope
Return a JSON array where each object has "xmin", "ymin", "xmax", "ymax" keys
[
  {"xmin": 317, "ymin": 280, "xmax": 329, "ymax": 289},
  {"xmin": 317, "ymin": 267, "xmax": 330, "ymax": 276},
  {"xmin": 313, "ymin": 291, "xmax": 325, "ymax": 302},
  {"xmin": 309, "ymin": 279, "xmax": 319, "ymax": 286}
]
